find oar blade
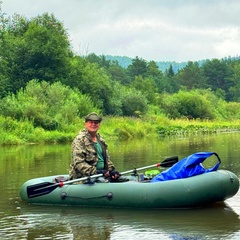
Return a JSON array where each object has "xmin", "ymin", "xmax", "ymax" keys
[
  {"xmin": 27, "ymin": 182, "xmax": 58, "ymax": 198},
  {"xmin": 160, "ymin": 156, "xmax": 178, "ymax": 167}
]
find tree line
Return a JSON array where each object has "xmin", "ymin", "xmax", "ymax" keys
[{"xmin": 0, "ymin": 13, "xmax": 240, "ymax": 131}]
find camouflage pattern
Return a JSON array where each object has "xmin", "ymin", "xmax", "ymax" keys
[{"xmin": 69, "ymin": 129, "xmax": 115, "ymax": 179}]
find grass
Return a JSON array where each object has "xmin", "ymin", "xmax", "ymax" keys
[{"xmin": 1, "ymin": 115, "xmax": 240, "ymax": 145}]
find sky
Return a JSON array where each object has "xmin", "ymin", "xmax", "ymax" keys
[{"xmin": 1, "ymin": 0, "xmax": 240, "ymax": 62}]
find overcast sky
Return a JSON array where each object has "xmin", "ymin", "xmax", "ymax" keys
[{"xmin": 1, "ymin": 0, "xmax": 240, "ymax": 62}]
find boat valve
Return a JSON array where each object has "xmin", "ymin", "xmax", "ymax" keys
[
  {"xmin": 106, "ymin": 192, "xmax": 113, "ymax": 201},
  {"xmin": 61, "ymin": 192, "xmax": 67, "ymax": 200}
]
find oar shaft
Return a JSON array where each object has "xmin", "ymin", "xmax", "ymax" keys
[
  {"xmin": 61, "ymin": 164, "xmax": 158, "ymax": 186},
  {"xmin": 121, "ymin": 163, "xmax": 160, "ymax": 175},
  {"xmin": 62, "ymin": 173, "xmax": 104, "ymax": 186},
  {"xmin": 57, "ymin": 163, "xmax": 163, "ymax": 187},
  {"xmin": 61, "ymin": 156, "xmax": 178, "ymax": 185},
  {"xmin": 63, "ymin": 160, "xmax": 174, "ymax": 186}
]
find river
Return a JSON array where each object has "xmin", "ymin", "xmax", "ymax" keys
[{"xmin": 0, "ymin": 132, "xmax": 240, "ymax": 239}]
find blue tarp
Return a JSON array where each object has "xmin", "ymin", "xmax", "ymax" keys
[{"xmin": 151, "ymin": 152, "xmax": 221, "ymax": 182}]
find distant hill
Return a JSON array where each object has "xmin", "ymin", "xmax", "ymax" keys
[
  {"xmin": 105, "ymin": 55, "xmax": 133, "ymax": 68},
  {"xmin": 105, "ymin": 55, "xmax": 240, "ymax": 73},
  {"xmin": 105, "ymin": 55, "xmax": 207, "ymax": 73}
]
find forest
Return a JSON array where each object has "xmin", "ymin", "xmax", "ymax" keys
[{"xmin": 1, "ymin": 13, "xmax": 240, "ymax": 144}]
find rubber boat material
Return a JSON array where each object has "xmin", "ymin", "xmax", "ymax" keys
[{"xmin": 20, "ymin": 170, "xmax": 239, "ymax": 209}]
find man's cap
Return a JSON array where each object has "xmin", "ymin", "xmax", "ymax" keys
[{"xmin": 85, "ymin": 112, "xmax": 102, "ymax": 122}]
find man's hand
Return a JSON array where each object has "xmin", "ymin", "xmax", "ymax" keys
[{"xmin": 109, "ymin": 170, "xmax": 120, "ymax": 181}]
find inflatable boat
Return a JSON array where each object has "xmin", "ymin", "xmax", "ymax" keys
[{"xmin": 20, "ymin": 152, "xmax": 239, "ymax": 208}]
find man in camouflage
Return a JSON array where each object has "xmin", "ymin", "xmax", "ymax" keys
[{"xmin": 69, "ymin": 112, "xmax": 119, "ymax": 181}]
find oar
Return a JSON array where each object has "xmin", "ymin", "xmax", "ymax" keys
[
  {"xmin": 121, "ymin": 156, "xmax": 178, "ymax": 174},
  {"xmin": 26, "ymin": 156, "xmax": 178, "ymax": 198}
]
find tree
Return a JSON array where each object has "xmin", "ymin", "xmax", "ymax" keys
[
  {"xmin": 0, "ymin": 58, "xmax": 10, "ymax": 98},
  {"xmin": 106, "ymin": 81, "xmax": 125, "ymax": 115},
  {"xmin": 146, "ymin": 60, "xmax": 163, "ymax": 78},
  {"xmin": 131, "ymin": 75, "xmax": 156, "ymax": 103},
  {"xmin": 145, "ymin": 61, "xmax": 166, "ymax": 93},
  {"xmin": 227, "ymin": 61, "xmax": 240, "ymax": 102},
  {"xmin": 107, "ymin": 61, "xmax": 131, "ymax": 85},
  {"xmin": 86, "ymin": 53, "xmax": 111, "ymax": 68},
  {"xmin": 65, "ymin": 56, "xmax": 114, "ymax": 114},
  {"xmin": 1, "ymin": 13, "xmax": 72, "ymax": 93},
  {"xmin": 127, "ymin": 56, "xmax": 148, "ymax": 80},
  {"xmin": 177, "ymin": 61, "xmax": 207, "ymax": 90},
  {"xmin": 202, "ymin": 59, "xmax": 234, "ymax": 100},
  {"xmin": 167, "ymin": 64, "xmax": 174, "ymax": 77},
  {"xmin": 156, "ymin": 64, "xmax": 180, "ymax": 94}
]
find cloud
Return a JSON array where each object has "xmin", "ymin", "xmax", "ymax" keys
[{"xmin": 1, "ymin": 0, "xmax": 240, "ymax": 62}]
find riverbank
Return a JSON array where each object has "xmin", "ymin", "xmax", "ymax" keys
[{"xmin": 1, "ymin": 115, "xmax": 240, "ymax": 145}]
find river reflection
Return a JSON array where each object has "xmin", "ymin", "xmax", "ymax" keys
[
  {"xmin": 0, "ymin": 132, "xmax": 240, "ymax": 239},
  {"xmin": 11, "ymin": 201, "xmax": 240, "ymax": 239}
]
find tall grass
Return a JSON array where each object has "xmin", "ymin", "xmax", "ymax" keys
[
  {"xmin": 0, "ymin": 116, "xmax": 76, "ymax": 145},
  {"xmin": 1, "ymin": 115, "xmax": 240, "ymax": 145}
]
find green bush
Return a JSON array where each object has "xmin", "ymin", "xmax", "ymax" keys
[
  {"xmin": 160, "ymin": 90, "xmax": 216, "ymax": 120},
  {"xmin": 122, "ymin": 90, "xmax": 148, "ymax": 117},
  {"xmin": 0, "ymin": 80, "xmax": 100, "ymax": 130}
]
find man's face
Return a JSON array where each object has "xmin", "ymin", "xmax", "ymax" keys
[{"xmin": 85, "ymin": 120, "xmax": 100, "ymax": 133}]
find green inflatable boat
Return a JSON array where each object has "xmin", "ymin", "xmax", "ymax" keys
[
  {"xmin": 20, "ymin": 153, "xmax": 239, "ymax": 208},
  {"xmin": 20, "ymin": 169, "xmax": 239, "ymax": 208}
]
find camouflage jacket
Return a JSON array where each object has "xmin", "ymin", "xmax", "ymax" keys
[{"xmin": 69, "ymin": 129, "xmax": 115, "ymax": 179}]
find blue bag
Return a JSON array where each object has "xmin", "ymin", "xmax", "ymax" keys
[{"xmin": 150, "ymin": 152, "xmax": 221, "ymax": 182}]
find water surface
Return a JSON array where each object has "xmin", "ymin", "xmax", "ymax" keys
[{"xmin": 0, "ymin": 132, "xmax": 240, "ymax": 239}]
